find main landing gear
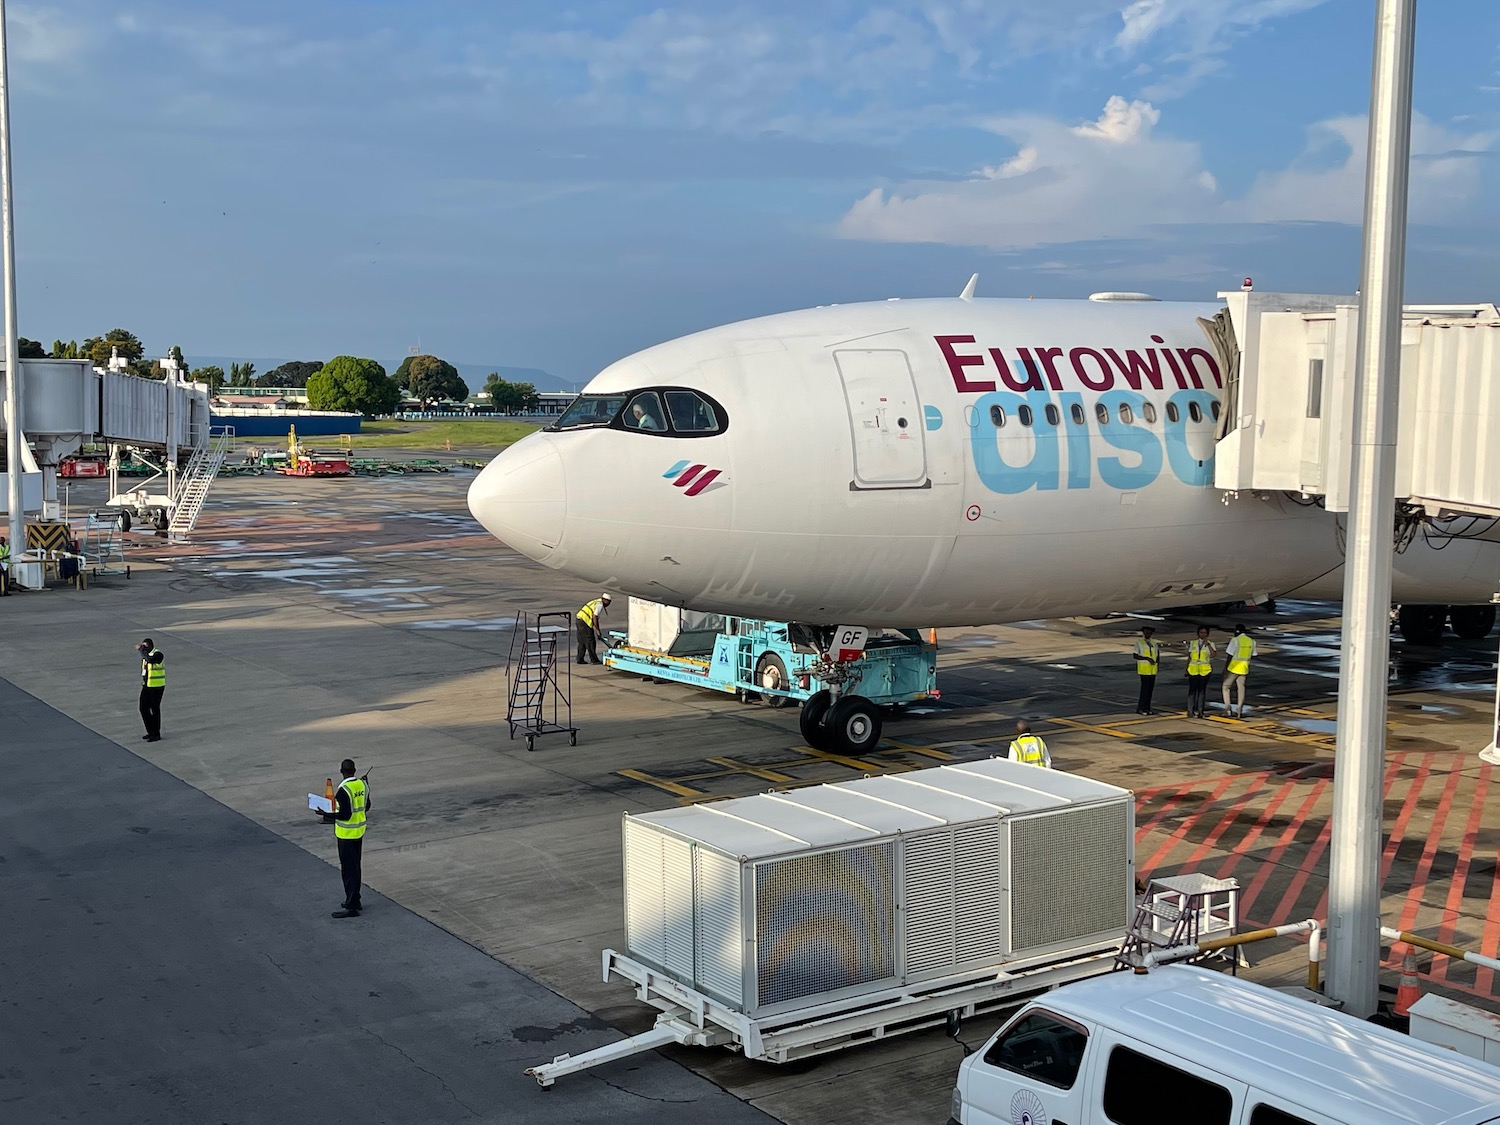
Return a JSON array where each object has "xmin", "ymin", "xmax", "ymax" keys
[{"xmin": 1396, "ymin": 603, "xmax": 1497, "ymax": 646}]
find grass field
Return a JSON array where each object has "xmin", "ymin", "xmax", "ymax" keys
[{"xmin": 341, "ymin": 419, "xmax": 540, "ymax": 449}]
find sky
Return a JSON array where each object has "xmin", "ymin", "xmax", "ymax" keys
[{"xmin": 7, "ymin": 1, "xmax": 1500, "ymax": 384}]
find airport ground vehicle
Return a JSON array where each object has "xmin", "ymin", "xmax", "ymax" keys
[
  {"xmin": 950, "ymin": 965, "xmax": 1500, "ymax": 1125},
  {"xmin": 603, "ymin": 598, "xmax": 937, "ymax": 751}
]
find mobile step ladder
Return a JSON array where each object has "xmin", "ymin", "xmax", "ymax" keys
[
  {"xmin": 505, "ymin": 611, "xmax": 577, "ymax": 751},
  {"xmin": 1116, "ymin": 873, "xmax": 1241, "ymax": 971}
]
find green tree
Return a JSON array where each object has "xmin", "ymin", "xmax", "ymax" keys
[
  {"xmin": 17, "ymin": 337, "xmax": 45, "ymax": 358},
  {"xmin": 401, "ymin": 354, "xmax": 467, "ymax": 408},
  {"xmin": 257, "ymin": 360, "xmax": 321, "ymax": 388},
  {"xmin": 484, "ymin": 374, "xmax": 539, "ymax": 414},
  {"xmin": 51, "ymin": 339, "xmax": 81, "ymax": 359},
  {"xmin": 306, "ymin": 356, "xmax": 399, "ymax": 418},
  {"xmin": 191, "ymin": 365, "xmax": 226, "ymax": 393},
  {"xmin": 80, "ymin": 329, "xmax": 156, "ymax": 377},
  {"xmin": 228, "ymin": 361, "xmax": 257, "ymax": 387}
]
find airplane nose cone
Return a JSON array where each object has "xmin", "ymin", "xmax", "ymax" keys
[{"xmin": 466, "ymin": 436, "xmax": 566, "ymax": 562}]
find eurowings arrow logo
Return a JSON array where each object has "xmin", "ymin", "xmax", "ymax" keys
[{"xmin": 663, "ymin": 460, "xmax": 726, "ymax": 497}]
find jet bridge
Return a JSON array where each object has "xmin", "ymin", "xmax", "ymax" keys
[
  {"xmin": 1, "ymin": 356, "xmax": 213, "ymax": 524},
  {"xmin": 1208, "ymin": 289, "xmax": 1500, "ymax": 518}
]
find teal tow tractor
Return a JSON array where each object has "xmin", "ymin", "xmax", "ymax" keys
[{"xmin": 603, "ymin": 599, "xmax": 938, "ymax": 754}]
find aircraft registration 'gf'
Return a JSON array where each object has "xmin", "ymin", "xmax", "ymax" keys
[{"xmin": 468, "ymin": 292, "xmax": 1500, "ymax": 630}]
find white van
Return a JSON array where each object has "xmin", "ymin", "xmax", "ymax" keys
[{"xmin": 951, "ymin": 965, "xmax": 1500, "ymax": 1125}]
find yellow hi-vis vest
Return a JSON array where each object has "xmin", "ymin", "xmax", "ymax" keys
[
  {"xmin": 0, "ymin": 541, "xmax": 9, "ymax": 568},
  {"xmin": 1227, "ymin": 635, "xmax": 1256, "ymax": 676},
  {"xmin": 335, "ymin": 777, "xmax": 367, "ymax": 840},
  {"xmin": 1133, "ymin": 639, "xmax": 1160, "ymax": 676},
  {"xmin": 1010, "ymin": 734, "xmax": 1048, "ymax": 767},
  {"xmin": 1187, "ymin": 640, "xmax": 1213, "ymax": 676},
  {"xmin": 577, "ymin": 598, "xmax": 606, "ymax": 628},
  {"xmin": 142, "ymin": 650, "xmax": 166, "ymax": 688}
]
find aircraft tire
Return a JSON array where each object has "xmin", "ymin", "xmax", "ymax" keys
[
  {"xmin": 756, "ymin": 654, "xmax": 791, "ymax": 709},
  {"xmin": 1450, "ymin": 604, "xmax": 1497, "ymax": 640},
  {"xmin": 799, "ymin": 690, "xmax": 834, "ymax": 749},
  {"xmin": 1398, "ymin": 604, "xmax": 1448, "ymax": 646},
  {"xmin": 829, "ymin": 696, "xmax": 883, "ymax": 755}
]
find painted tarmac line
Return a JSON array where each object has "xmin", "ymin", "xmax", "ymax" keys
[
  {"xmin": 1137, "ymin": 776, "xmax": 1240, "ymax": 874},
  {"xmin": 1210, "ymin": 776, "xmax": 1300, "ymax": 885},
  {"xmin": 1235, "ymin": 779, "xmax": 1332, "ymax": 922},
  {"xmin": 1430, "ymin": 762, "xmax": 1492, "ymax": 985},
  {"xmin": 1388, "ymin": 762, "xmax": 1469, "ymax": 949}
]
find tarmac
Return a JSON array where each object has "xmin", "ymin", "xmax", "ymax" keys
[{"xmin": 4, "ymin": 454, "xmax": 1499, "ymax": 1124}]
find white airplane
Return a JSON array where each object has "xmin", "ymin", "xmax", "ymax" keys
[{"xmin": 469, "ymin": 285, "xmax": 1500, "ymax": 744}]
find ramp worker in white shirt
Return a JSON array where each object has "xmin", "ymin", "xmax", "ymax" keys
[
  {"xmin": 1222, "ymin": 624, "xmax": 1258, "ymax": 719},
  {"xmin": 1008, "ymin": 720, "xmax": 1052, "ymax": 768}
]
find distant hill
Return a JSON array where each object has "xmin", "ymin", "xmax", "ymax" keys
[{"xmin": 185, "ymin": 355, "xmax": 573, "ymax": 392}]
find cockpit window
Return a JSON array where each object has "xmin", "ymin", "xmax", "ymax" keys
[
  {"xmin": 547, "ymin": 385, "xmax": 728, "ymax": 438},
  {"xmin": 623, "ymin": 391, "xmax": 666, "ymax": 432},
  {"xmin": 553, "ymin": 393, "xmax": 628, "ymax": 430},
  {"xmin": 665, "ymin": 390, "xmax": 720, "ymax": 433}
]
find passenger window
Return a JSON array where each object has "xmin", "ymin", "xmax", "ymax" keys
[
  {"xmin": 1119, "ymin": 403, "xmax": 1135, "ymax": 424},
  {"xmin": 1166, "ymin": 402, "xmax": 1180, "ymax": 424},
  {"xmin": 1103, "ymin": 1046, "xmax": 1231, "ymax": 1125},
  {"xmin": 1142, "ymin": 402, "xmax": 1158, "ymax": 424},
  {"xmin": 1018, "ymin": 405, "xmax": 1034, "ymax": 427},
  {"xmin": 1044, "ymin": 404, "xmax": 1061, "ymax": 426},
  {"xmin": 1070, "ymin": 403, "xmax": 1085, "ymax": 425},
  {"xmin": 990, "ymin": 404, "xmax": 1006, "ymax": 428},
  {"xmin": 664, "ymin": 390, "xmax": 720, "ymax": 433},
  {"xmin": 1210, "ymin": 401, "xmax": 1222, "ymax": 422},
  {"xmin": 623, "ymin": 391, "xmax": 666, "ymax": 433},
  {"xmin": 1249, "ymin": 1107, "xmax": 1317, "ymax": 1125},
  {"xmin": 1188, "ymin": 402, "xmax": 1203, "ymax": 423},
  {"xmin": 1095, "ymin": 403, "xmax": 1110, "ymax": 425},
  {"xmin": 982, "ymin": 1011, "xmax": 1088, "ymax": 1091}
]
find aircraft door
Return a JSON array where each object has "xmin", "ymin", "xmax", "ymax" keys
[{"xmin": 834, "ymin": 349, "xmax": 929, "ymax": 489}]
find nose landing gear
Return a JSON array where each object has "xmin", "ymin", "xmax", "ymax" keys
[{"xmin": 796, "ymin": 653, "xmax": 885, "ymax": 755}]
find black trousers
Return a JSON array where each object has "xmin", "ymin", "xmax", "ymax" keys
[
  {"xmin": 576, "ymin": 619, "xmax": 598, "ymax": 663},
  {"xmin": 337, "ymin": 836, "xmax": 363, "ymax": 910},
  {"xmin": 1187, "ymin": 673, "xmax": 1210, "ymax": 716},
  {"xmin": 0, "ymin": 566, "xmax": 8, "ymax": 594},
  {"xmin": 1136, "ymin": 675, "xmax": 1156, "ymax": 714},
  {"xmin": 139, "ymin": 685, "xmax": 164, "ymax": 736}
]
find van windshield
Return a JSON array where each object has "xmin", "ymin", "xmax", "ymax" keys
[{"xmin": 552, "ymin": 394, "xmax": 628, "ymax": 430}]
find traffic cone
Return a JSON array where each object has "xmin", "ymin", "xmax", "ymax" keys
[
  {"xmin": 324, "ymin": 778, "xmax": 335, "ymax": 804},
  {"xmin": 1393, "ymin": 945, "xmax": 1421, "ymax": 1017}
]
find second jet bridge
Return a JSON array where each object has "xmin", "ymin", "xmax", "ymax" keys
[{"xmin": 1208, "ymin": 289, "xmax": 1500, "ymax": 519}]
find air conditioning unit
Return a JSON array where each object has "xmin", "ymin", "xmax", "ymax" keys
[{"xmin": 621, "ymin": 758, "xmax": 1133, "ymax": 1017}]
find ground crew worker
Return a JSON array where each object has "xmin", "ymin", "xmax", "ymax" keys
[
  {"xmin": 1184, "ymin": 625, "xmax": 1216, "ymax": 718},
  {"xmin": 0, "ymin": 534, "xmax": 10, "ymax": 595},
  {"xmin": 330, "ymin": 758, "xmax": 369, "ymax": 918},
  {"xmin": 1133, "ymin": 625, "xmax": 1160, "ymax": 715},
  {"xmin": 576, "ymin": 592, "xmax": 611, "ymax": 664},
  {"xmin": 1007, "ymin": 720, "xmax": 1051, "ymax": 768},
  {"xmin": 1222, "ymin": 624, "xmax": 1258, "ymax": 719},
  {"xmin": 135, "ymin": 637, "xmax": 165, "ymax": 741}
]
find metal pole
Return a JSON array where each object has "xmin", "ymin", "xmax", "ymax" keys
[
  {"xmin": 0, "ymin": 0, "xmax": 22, "ymax": 559},
  {"xmin": 1325, "ymin": 0, "xmax": 1416, "ymax": 1018}
]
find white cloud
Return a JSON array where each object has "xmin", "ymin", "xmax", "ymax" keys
[
  {"xmin": 840, "ymin": 97, "xmax": 1222, "ymax": 248},
  {"xmin": 11, "ymin": 5, "xmax": 93, "ymax": 62},
  {"xmin": 839, "ymin": 98, "xmax": 1499, "ymax": 250},
  {"xmin": 1240, "ymin": 114, "xmax": 1498, "ymax": 225},
  {"xmin": 1111, "ymin": 0, "xmax": 1329, "ymax": 100}
]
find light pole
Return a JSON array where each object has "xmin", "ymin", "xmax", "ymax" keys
[
  {"xmin": 0, "ymin": 0, "xmax": 23, "ymax": 559},
  {"xmin": 1325, "ymin": 0, "xmax": 1416, "ymax": 1017}
]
